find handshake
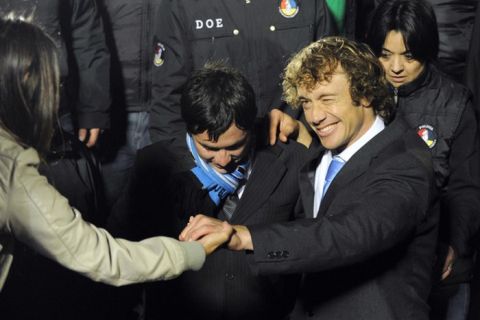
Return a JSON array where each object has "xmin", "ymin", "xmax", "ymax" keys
[{"xmin": 179, "ymin": 215, "xmax": 253, "ymax": 255}]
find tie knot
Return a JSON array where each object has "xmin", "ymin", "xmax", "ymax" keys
[
  {"xmin": 327, "ymin": 157, "xmax": 344, "ymax": 178},
  {"xmin": 323, "ymin": 156, "xmax": 345, "ymax": 197}
]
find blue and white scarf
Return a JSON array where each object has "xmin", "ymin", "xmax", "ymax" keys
[{"xmin": 186, "ymin": 133, "xmax": 250, "ymax": 206}]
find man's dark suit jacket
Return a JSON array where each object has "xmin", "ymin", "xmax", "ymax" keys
[
  {"xmin": 247, "ymin": 118, "xmax": 439, "ymax": 320},
  {"xmin": 110, "ymin": 139, "xmax": 308, "ymax": 320}
]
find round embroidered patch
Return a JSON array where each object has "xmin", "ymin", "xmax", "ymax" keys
[{"xmin": 279, "ymin": 0, "xmax": 299, "ymax": 18}]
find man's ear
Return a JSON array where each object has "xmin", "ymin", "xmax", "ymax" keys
[{"xmin": 360, "ymin": 97, "xmax": 372, "ymax": 108}]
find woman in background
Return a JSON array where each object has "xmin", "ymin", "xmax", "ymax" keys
[{"xmin": 366, "ymin": 1, "xmax": 480, "ymax": 319}]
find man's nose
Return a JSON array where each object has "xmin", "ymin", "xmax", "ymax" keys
[
  {"xmin": 214, "ymin": 150, "xmax": 231, "ymax": 167},
  {"xmin": 311, "ymin": 104, "xmax": 327, "ymax": 125}
]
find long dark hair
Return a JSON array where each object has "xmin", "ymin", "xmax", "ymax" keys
[
  {"xmin": 366, "ymin": 0, "xmax": 439, "ymax": 63},
  {"xmin": 0, "ymin": 18, "xmax": 59, "ymax": 154}
]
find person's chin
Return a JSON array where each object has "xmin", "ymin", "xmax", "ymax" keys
[
  {"xmin": 210, "ymin": 160, "xmax": 241, "ymax": 174},
  {"xmin": 211, "ymin": 165, "xmax": 228, "ymax": 174},
  {"xmin": 388, "ymin": 76, "xmax": 407, "ymax": 87},
  {"xmin": 319, "ymin": 133, "xmax": 347, "ymax": 152}
]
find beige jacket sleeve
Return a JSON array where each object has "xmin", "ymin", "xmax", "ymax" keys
[{"xmin": 4, "ymin": 147, "xmax": 205, "ymax": 286}]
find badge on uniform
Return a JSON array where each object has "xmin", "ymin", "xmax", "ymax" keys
[
  {"xmin": 417, "ymin": 125, "xmax": 437, "ymax": 148},
  {"xmin": 279, "ymin": 0, "xmax": 299, "ymax": 18},
  {"xmin": 153, "ymin": 42, "xmax": 165, "ymax": 67}
]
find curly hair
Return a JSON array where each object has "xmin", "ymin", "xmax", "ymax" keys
[{"xmin": 282, "ymin": 37, "xmax": 394, "ymax": 122}]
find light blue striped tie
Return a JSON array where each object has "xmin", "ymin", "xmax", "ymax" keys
[{"xmin": 322, "ymin": 156, "xmax": 345, "ymax": 198}]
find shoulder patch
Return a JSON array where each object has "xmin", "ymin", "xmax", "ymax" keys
[
  {"xmin": 279, "ymin": 0, "xmax": 299, "ymax": 18},
  {"xmin": 154, "ymin": 42, "xmax": 165, "ymax": 67},
  {"xmin": 417, "ymin": 125, "xmax": 437, "ymax": 148}
]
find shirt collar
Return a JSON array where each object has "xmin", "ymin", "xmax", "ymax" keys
[
  {"xmin": 335, "ymin": 115, "xmax": 385, "ymax": 162},
  {"xmin": 313, "ymin": 115, "xmax": 385, "ymax": 217}
]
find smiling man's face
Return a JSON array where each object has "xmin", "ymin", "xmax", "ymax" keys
[
  {"xmin": 192, "ymin": 123, "xmax": 251, "ymax": 174},
  {"xmin": 298, "ymin": 67, "xmax": 376, "ymax": 152}
]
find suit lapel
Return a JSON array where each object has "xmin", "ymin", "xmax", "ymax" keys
[
  {"xmin": 299, "ymin": 147, "xmax": 324, "ymax": 218},
  {"xmin": 231, "ymin": 147, "xmax": 287, "ymax": 224},
  {"xmin": 317, "ymin": 118, "xmax": 406, "ymax": 218},
  {"xmin": 317, "ymin": 152, "xmax": 372, "ymax": 217}
]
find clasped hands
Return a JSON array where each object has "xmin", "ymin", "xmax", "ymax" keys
[
  {"xmin": 179, "ymin": 109, "xmax": 305, "ymax": 255},
  {"xmin": 179, "ymin": 215, "xmax": 253, "ymax": 255}
]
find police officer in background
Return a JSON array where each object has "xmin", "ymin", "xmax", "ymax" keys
[
  {"xmin": 466, "ymin": 0, "xmax": 480, "ymax": 115},
  {"xmin": 98, "ymin": 1, "xmax": 165, "ymax": 317},
  {"xmin": 150, "ymin": 0, "xmax": 335, "ymax": 169},
  {"xmin": 98, "ymin": 0, "xmax": 160, "ymax": 209},
  {"xmin": 0, "ymin": 0, "xmax": 110, "ymax": 147},
  {"xmin": 426, "ymin": 0, "xmax": 479, "ymax": 84},
  {"xmin": 466, "ymin": 4, "xmax": 480, "ymax": 319}
]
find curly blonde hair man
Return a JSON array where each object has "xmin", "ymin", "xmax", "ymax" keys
[{"xmin": 283, "ymin": 37, "xmax": 394, "ymax": 122}]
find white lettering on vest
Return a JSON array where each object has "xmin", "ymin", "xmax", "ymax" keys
[
  {"xmin": 194, "ymin": 18, "xmax": 224, "ymax": 30},
  {"xmin": 205, "ymin": 19, "xmax": 214, "ymax": 29}
]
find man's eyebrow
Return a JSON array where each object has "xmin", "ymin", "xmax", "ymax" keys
[{"xmin": 299, "ymin": 93, "xmax": 335, "ymax": 101}]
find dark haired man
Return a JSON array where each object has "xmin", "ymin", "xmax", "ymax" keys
[
  {"xmin": 182, "ymin": 38, "xmax": 439, "ymax": 320},
  {"xmin": 149, "ymin": 0, "xmax": 335, "ymax": 171},
  {"xmin": 110, "ymin": 63, "xmax": 308, "ymax": 320}
]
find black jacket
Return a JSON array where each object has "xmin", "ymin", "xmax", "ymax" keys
[
  {"xmin": 466, "ymin": 2, "xmax": 480, "ymax": 119},
  {"xmin": 249, "ymin": 119, "xmax": 438, "ymax": 320},
  {"xmin": 427, "ymin": 0, "xmax": 479, "ymax": 83},
  {"xmin": 110, "ymin": 140, "xmax": 308, "ymax": 320},
  {"xmin": 149, "ymin": 0, "xmax": 335, "ymax": 145},
  {"xmin": 0, "ymin": 0, "xmax": 110, "ymax": 129},
  {"xmin": 100, "ymin": 0, "xmax": 161, "ymax": 114},
  {"xmin": 394, "ymin": 64, "xmax": 480, "ymax": 281}
]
